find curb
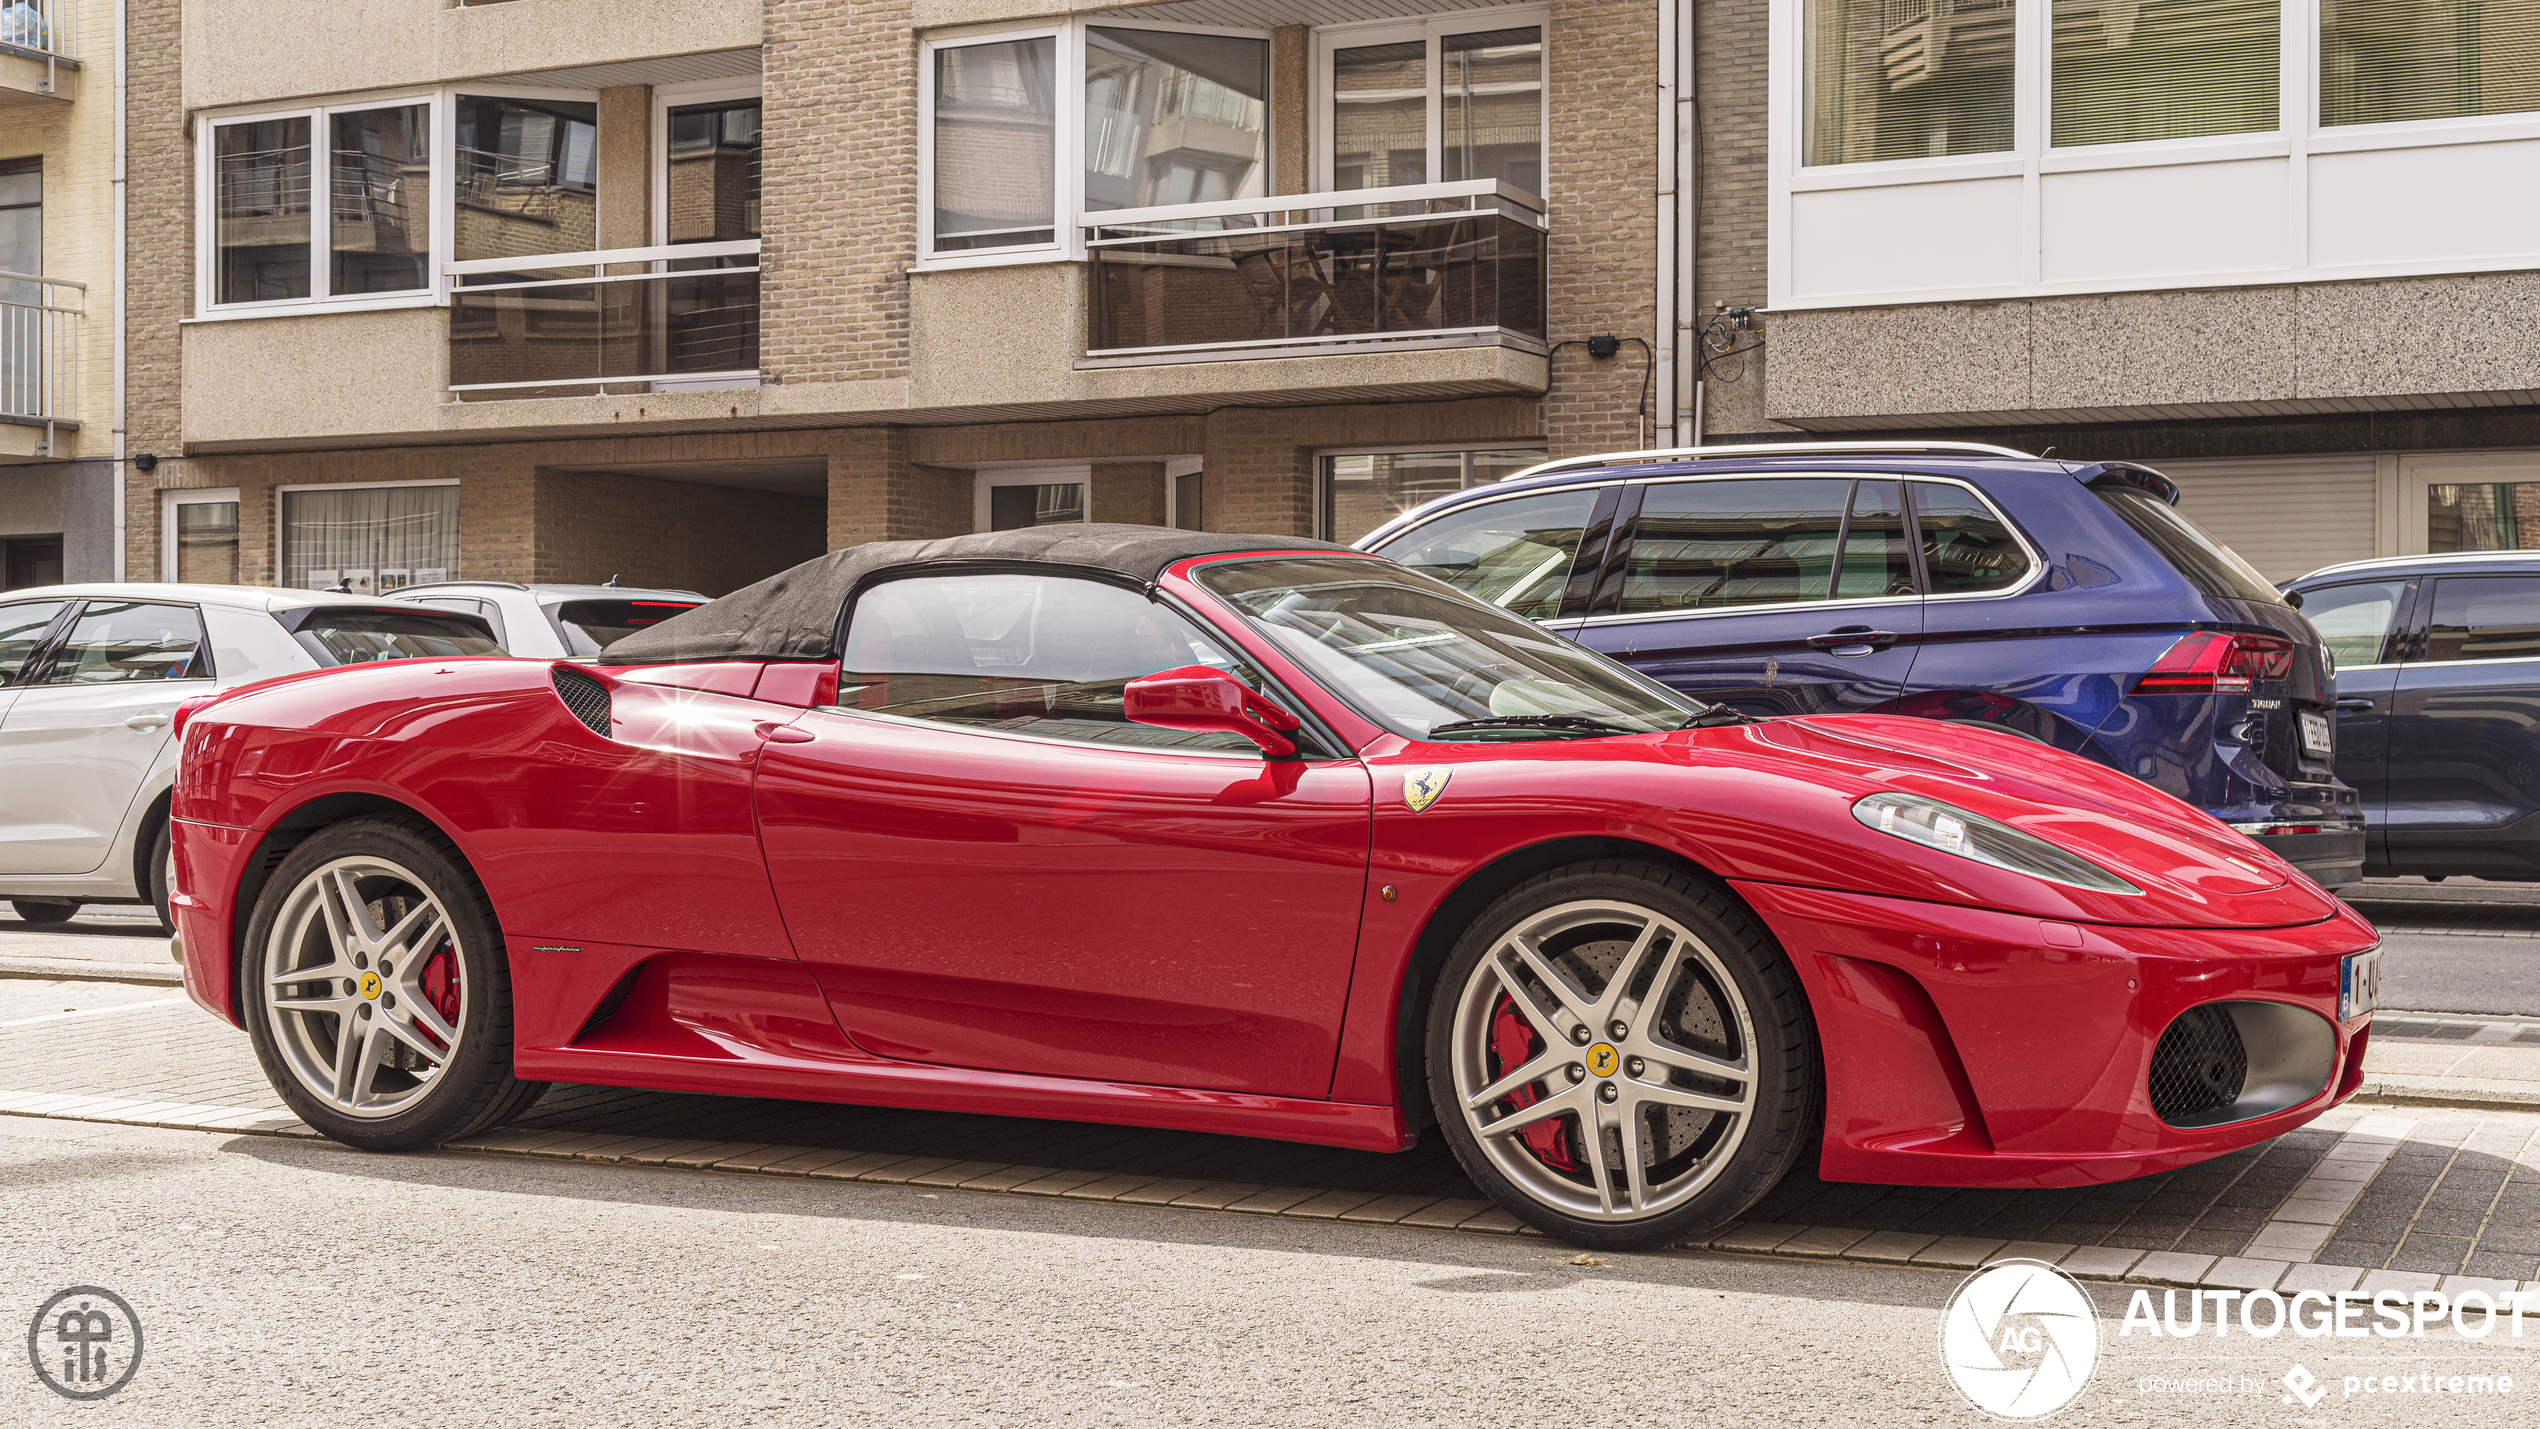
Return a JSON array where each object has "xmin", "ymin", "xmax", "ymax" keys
[
  {"xmin": 2353, "ymin": 1075, "xmax": 2540, "ymax": 1112},
  {"xmin": 0, "ymin": 955, "xmax": 182, "ymax": 986}
]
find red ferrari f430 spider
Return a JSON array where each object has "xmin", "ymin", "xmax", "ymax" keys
[{"xmin": 170, "ymin": 527, "xmax": 2380, "ymax": 1247}]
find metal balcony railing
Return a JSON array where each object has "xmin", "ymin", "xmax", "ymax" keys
[
  {"xmin": 0, "ymin": 270, "xmax": 82, "ymax": 445},
  {"xmin": 1080, "ymin": 179, "xmax": 1547, "ymax": 361},
  {"xmin": 443, "ymin": 240, "xmax": 759, "ymax": 395},
  {"xmin": 0, "ymin": 0, "xmax": 72, "ymax": 58}
]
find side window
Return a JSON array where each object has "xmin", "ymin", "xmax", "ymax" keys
[
  {"xmin": 1618, "ymin": 478, "xmax": 1851, "ymax": 614},
  {"xmin": 2421, "ymin": 577, "xmax": 2540, "ymax": 664},
  {"xmin": 2300, "ymin": 580, "xmax": 2407, "ymax": 670},
  {"xmin": 1366, "ymin": 489, "xmax": 1598, "ymax": 620},
  {"xmin": 839, "ymin": 573, "xmax": 1267, "ymax": 752},
  {"xmin": 1912, "ymin": 483, "xmax": 2034, "ymax": 596},
  {"xmin": 0, "ymin": 600, "xmax": 66, "ymax": 686},
  {"xmin": 1835, "ymin": 480, "xmax": 1916, "ymax": 599},
  {"xmin": 41, "ymin": 602, "xmax": 209, "ymax": 684}
]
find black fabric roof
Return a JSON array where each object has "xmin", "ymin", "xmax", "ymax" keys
[{"xmin": 598, "ymin": 523, "xmax": 1357, "ymax": 665}]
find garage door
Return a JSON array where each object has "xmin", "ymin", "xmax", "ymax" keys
[{"xmin": 2150, "ymin": 455, "xmax": 2379, "ymax": 585}]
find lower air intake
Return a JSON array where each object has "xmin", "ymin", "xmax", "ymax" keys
[
  {"xmin": 2149, "ymin": 1004, "xmax": 2246, "ymax": 1124},
  {"xmin": 2147, "ymin": 1000, "xmax": 2338, "ymax": 1129},
  {"xmin": 551, "ymin": 665, "xmax": 614, "ymax": 736}
]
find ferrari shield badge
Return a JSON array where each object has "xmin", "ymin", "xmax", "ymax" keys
[{"xmin": 1402, "ymin": 766, "xmax": 1452, "ymax": 813}]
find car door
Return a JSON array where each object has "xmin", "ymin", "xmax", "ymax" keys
[
  {"xmin": 753, "ymin": 569, "xmax": 1374, "ymax": 1097},
  {"xmin": 2298, "ymin": 576, "xmax": 2412, "ymax": 858},
  {"xmin": 1884, "ymin": 479, "xmax": 2050, "ymax": 723},
  {"xmin": 1569, "ymin": 475, "xmax": 1924, "ymax": 716},
  {"xmin": 2382, "ymin": 574, "xmax": 2540, "ymax": 872},
  {"xmin": 0, "ymin": 599, "xmax": 210, "ymax": 875}
]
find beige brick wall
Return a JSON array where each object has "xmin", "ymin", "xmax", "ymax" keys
[
  {"xmin": 1088, "ymin": 462, "xmax": 1164, "ymax": 526},
  {"xmin": 1544, "ymin": 0, "xmax": 1658, "ymax": 458},
  {"xmin": 533, "ymin": 470, "xmax": 824, "ymax": 595},
  {"xmin": 125, "ymin": 0, "xmax": 193, "ymax": 579},
  {"xmin": 1692, "ymin": 0, "xmax": 1785, "ymax": 438}
]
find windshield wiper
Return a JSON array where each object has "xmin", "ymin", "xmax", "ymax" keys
[
  {"xmin": 1426, "ymin": 714, "xmax": 1641, "ymax": 738},
  {"xmin": 1676, "ymin": 706, "xmax": 1756, "ymax": 729}
]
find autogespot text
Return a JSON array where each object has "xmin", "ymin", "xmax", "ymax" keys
[{"xmin": 2119, "ymin": 1286, "xmax": 2539, "ymax": 1340}]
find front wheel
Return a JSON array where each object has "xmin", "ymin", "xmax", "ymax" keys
[
  {"xmin": 240, "ymin": 819, "xmax": 546, "ymax": 1150},
  {"xmin": 1426, "ymin": 861, "xmax": 1819, "ymax": 1249}
]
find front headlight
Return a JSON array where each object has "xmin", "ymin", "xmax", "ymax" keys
[{"xmin": 1853, "ymin": 792, "xmax": 2141, "ymax": 896}]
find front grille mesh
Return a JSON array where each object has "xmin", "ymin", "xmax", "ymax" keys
[
  {"xmin": 551, "ymin": 665, "xmax": 613, "ymax": 736},
  {"xmin": 2149, "ymin": 1004, "xmax": 2249, "ymax": 1125}
]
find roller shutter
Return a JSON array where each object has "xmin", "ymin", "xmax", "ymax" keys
[{"xmin": 2148, "ymin": 455, "xmax": 2379, "ymax": 584}]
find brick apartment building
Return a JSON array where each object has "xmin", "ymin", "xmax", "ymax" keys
[{"xmin": 105, "ymin": 0, "xmax": 1726, "ymax": 598}]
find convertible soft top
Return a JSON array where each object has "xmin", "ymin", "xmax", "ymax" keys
[{"xmin": 599, "ymin": 522, "xmax": 1356, "ymax": 665}]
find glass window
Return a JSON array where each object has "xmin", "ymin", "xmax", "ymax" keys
[
  {"xmin": 215, "ymin": 116, "xmax": 313, "ymax": 303},
  {"xmin": 1836, "ymin": 479, "xmax": 1917, "ymax": 598},
  {"xmin": 2428, "ymin": 482, "xmax": 2540, "ymax": 553},
  {"xmin": 41, "ymin": 602, "xmax": 208, "ymax": 684},
  {"xmin": 279, "ymin": 485, "xmax": 459, "ymax": 595},
  {"xmin": 932, "ymin": 37, "xmax": 1059, "ymax": 253},
  {"xmin": 1912, "ymin": 482, "xmax": 2034, "ymax": 595},
  {"xmin": 840, "ymin": 573, "xmax": 1266, "ymax": 751},
  {"xmin": 2423, "ymin": 577, "xmax": 2540, "ymax": 663},
  {"xmin": 174, "ymin": 501, "xmax": 241, "ymax": 584},
  {"xmin": 1083, "ymin": 28, "xmax": 1269, "ymax": 214},
  {"xmin": 1443, "ymin": 28, "xmax": 1543, "ymax": 192},
  {"xmin": 1369, "ymin": 489, "xmax": 1597, "ymax": 620},
  {"xmin": 1175, "ymin": 471, "xmax": 1205, "ymax": 531},
  {"xmin": 989, "ymin": 482, "xmax": 1087, "ymax": 531},
  {"xmin": 1618, "ymin": 478, "xmax": 1853, "ymax": 614},
  {"xmin": 0, "ymin": 535, "xmax": 60, "ymax": 591},
  {"xmin": 1319, "ymin": 448, "xmax": 1549, "ymax": 545},
  {"xmin": 0, "ymin": 600, "xmax": 64, "ymax": 685},
  {"xmin": 331, "ymin": 105, "xmax": 431, "ymax": 295},
  {"xmin": 665, "ymin": 96, "xmax": 761, "ymax": 268},
  {"xmin": 1803, "ymin": 0, "xmax": 2015, "ymax": 165},
  {"xmin": 2051, "ymin": 0, "xmax": 2279, "ymax": 147},
  {"xmin": 547, "ymin": 597, "xmax": 705, "ymax": 655},
  {"xmin": 2090, "ymin": 483, "xmax": 2282, "ymax": 604},
  {"xmin": 288, "ymin": 608, "xmax": 504, "ymax": 667},
  {"xmin": 453, "ymin": 95, "xmax": 599, "ymax": 266},
  {"xmin": 1195, "ymin": 556, "xmax": 1700, "ymax": 741},
  {"xmin": 2323, "ymin": 0, "xmax": 2540, "ymax": 128},
  {"xmin": 0, "ymin": 157, "xmax": 38, "ymax": 415},
  {"xmin": 1332, "ymin": 41, "xmax": 1429, "ymax": 195},
  {"xmin": 2301, "ymin": 579, "xmax": 2406, "ymax": 669}
]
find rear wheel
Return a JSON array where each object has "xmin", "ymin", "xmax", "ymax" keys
[
  {"xmin": 10, "ymin": 901, "xmax": 76, "ymax": 924},
  {"xmin": 240, "ymin": 819, "xmax": 546, "ymax": 1150},
  {"xmin": 1426, "ymin": 860, "xmax": 1818, "ymax": 1249}
]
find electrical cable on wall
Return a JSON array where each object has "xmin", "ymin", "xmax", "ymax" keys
[{"xmin": 1539, "ymin": 336, "xmax": 1656, "ymax": 449}]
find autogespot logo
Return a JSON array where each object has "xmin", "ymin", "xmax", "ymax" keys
[{"xmin": 1940, "ymin": 1259, "xmax": 2102, "ymax": 1419}]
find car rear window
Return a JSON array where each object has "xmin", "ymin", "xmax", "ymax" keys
[
  {"xmin": 288, "ymin": 608, "xmax": 504, "ymax": 666},
  {"xmin": 545, "ymin": 598, "xmax": 705, "ymax": 656},
  {"xmin": 2092, "ymin": 485, "xmax": 2285, "ymax": 605}
]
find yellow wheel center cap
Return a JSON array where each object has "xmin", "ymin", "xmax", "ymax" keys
[
  {"xmin": 359, "ymin": 971, "xmax": 382, "ymax": 1000},
  {"xmin": 1587, "ymin": 1042, "xmax": 1619, "ymax": 1078}
]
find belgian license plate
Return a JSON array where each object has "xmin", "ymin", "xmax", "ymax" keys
[
  {"xmin": 2301, "ymin": 710, "xmax": 2333, "ymax": 756},
  {"xmin": 2340, "ymin": 948, "xmax": 2381, "ymax": 1021}
]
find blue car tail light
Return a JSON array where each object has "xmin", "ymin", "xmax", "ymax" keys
[{"xmin": 2132, "ymin": 631, "xmax": 2294, "ymax": 695}]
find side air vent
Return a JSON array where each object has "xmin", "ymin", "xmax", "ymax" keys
[
  {"xmin": 2149, "ymin": 1000, "xmax": 2337, "ymax": 1128},
  {"xmin": 573, "ymin": 965, "xmax": 642, "ymax": 1043},
  {"xmin": 551, "ymin": 665, "xmax": 614, "ymax": 735}
]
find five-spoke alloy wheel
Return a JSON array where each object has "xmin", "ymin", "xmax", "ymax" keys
[
  {"xmin": 242, "ymin": 819, "xmax": 545, "ymax": 1150},
  {"xmin": 1428, "ymin": 861, "xmax": 1818, "ymax": 1248}
]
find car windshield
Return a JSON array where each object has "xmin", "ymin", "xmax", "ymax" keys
[
  {"xmin": 290, "ymin": 608, "xmax": 505, "ymax": 666},
  {"xmin": 547, "ymin": 597, "xmax": 705, "ymax": 656},
  {"xmin": 1193, "ymin": 556, "xmax": 1707, "ymax": 741}
]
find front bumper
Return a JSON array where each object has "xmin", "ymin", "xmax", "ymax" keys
[{"xmin": 1734, "ymin": 880, "xmax": 2376, "ymax": 1188}]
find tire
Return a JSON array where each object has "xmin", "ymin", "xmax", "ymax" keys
[
  {"xmin": 10, "ymin": 901, "xmax": 77, "ymax": 924},
  {"xmin": 238, "ymin": 818, "xmax": 547, "ymax": 1151},
  {"xmin": 1424, "ymin": 859, "xmax": 1819, "ymax": 1250},
  {"xmin": 148, "ymin": 819, "xmax": 174, "ymax": 935}
]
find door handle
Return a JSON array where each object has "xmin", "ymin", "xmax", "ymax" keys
[
  {"xmin": 2335, "ymin": 698, "xmax": 2378, "ymax": 712},
  {"xmin": 1805, "ymin": 629, "xmax": 1900, "ymax": 654},
  {"xmin": 125, "ymin": 714, "xmax": 169, "ymax": 730},
  {"xmin": 755, "ymin": 722, "xmax": 816, "ymax": 743}
]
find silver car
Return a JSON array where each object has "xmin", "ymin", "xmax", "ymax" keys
[{"xmin": 394, "ymin": 581, "xmax": 706, "ymax": 658}]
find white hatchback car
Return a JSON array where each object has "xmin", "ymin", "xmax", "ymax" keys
[
  {"xmin": 393, "ymin": 581, "xmax": 706, "ymax": 658},
  {"xmin": 0, "ymin": 585, "xmax": 503, "ymax": 930}
]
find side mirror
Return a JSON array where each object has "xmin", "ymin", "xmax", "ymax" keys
[{"xmin": 1123, "ymin": 665, "xmax": 1302, "ymax": 757}]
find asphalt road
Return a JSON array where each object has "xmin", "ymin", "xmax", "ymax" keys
[{"xmin": 3, "ymin": 1115, "xmax": 2531, "ymax": 1428}]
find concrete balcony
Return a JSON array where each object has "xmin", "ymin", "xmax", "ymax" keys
[
  {"xmin": 0, "ymin": 1, "xmax": 77, "ymax": 108},
  {"xmin": 445, "ymin": 241, "xmax": 761, "ymax": 399}
]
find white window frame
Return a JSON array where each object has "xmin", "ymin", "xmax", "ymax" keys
[
  {"xmin": 1769, "ymin": 0, "xmax": 2540, "ymax": 309},
  {"xmin": 650, "ymin": 77, "xmax": 765, "ymax": 251},
  {"xmin": 915, "ymin": 17, "xmax": 1277, "ymax": 272},
  {"xmin": 160, "ymin": 487, "xmax": 241, "ymax": 583},
  {"xmin": 273, "ymin": 478, "xmax": 464, "ymax": 593},
  {"xmin": 193, "ymin": 83, "xmax": 604, "ymax": 320},
  {"xmin": 195, "ymin": 91, "xmax": 444, "ymax": 318},
  {"xmin": 973, "ymin": 463, "xmax": 1094, "ymax": 532},
  {"xmin": 1310, "ymin": 7, "xmax": 1551, "ymax": 197},
  {"xmin": 1312, "ymin": 441, "xmax": 1549, "ymax": 542}
]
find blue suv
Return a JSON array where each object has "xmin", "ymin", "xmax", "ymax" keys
[{"xmin": 1357, "ymin": 441, "xmax": 2364, "ymax": 886}]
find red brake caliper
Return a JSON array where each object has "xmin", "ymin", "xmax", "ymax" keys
[
  {"xmin": 1489, "ymin": 993, "xmax": 1579, "ymax": 1173},
  {"xmin": 416, "ymin": 943, "xmax": 461, "ymax": 1053}
]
